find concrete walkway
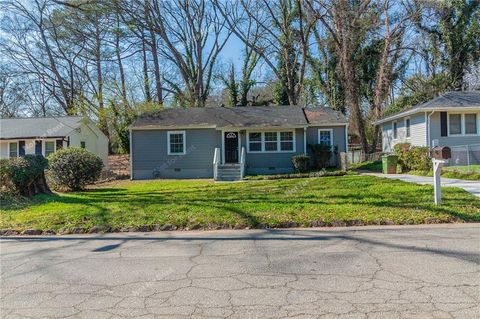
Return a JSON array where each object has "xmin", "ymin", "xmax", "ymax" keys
[{"xmin": 362, "ymin": 172, "xmax": 480, "ymax": 197}]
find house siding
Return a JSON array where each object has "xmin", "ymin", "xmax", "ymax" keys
[
  {"xmin": 306, "ymin": 126, "xmax": 347, "ymax": 167},
  {"xmin": 381, "ymin": 113, "xmax": 426, "ymax": 152},
  {"xmin": 429, "ymin": 111, "xmax": 480, "ymax": 147},
  {"xmin": 131, "ymin": 128, "xmax": 221, "ymax": 179},
  {"xmin": 241, "ymin": 128, "xmax": 305, "ymax": 175}
]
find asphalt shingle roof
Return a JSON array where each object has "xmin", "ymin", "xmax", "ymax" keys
[
  {"xmin": 131, "ymin": 106, "xmax": 347, "ymax": 129},
  {"xmin": 376, "ymin": 91, "xmax": 480, "ymax": 124},
  {"xmin": 0, "ymin": 116, "xmax": 83, "ymax": 140}
]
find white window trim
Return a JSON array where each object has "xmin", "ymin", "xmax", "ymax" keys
[
  {"xmin": 246, "ymin": 130, "xmax": 296, "ymax": 153},
  {"xmin": 447, "ymin": 113, "xmax": 463, "ymax": 136},
  {"xmin": 446, "ymin": 112, "xmax": 480, "ymax": 137},
  {"xmin": 8, "ymin": 141, "xmax": 18, "ymax": 158},
  {"xmin": 318, "ymin": 129, "xmax": 334, "ymax": 150},
  {"xmin": 167, "ymin": 130, "xmax": 186, "ymax": 155},
  {"xmin": 404, "ymin": 117, "xmax": 411, "ymax": 139},
  {"xmin": 464, "ymin": 113, "xmax": 479, "ymax": 136},
  {"xmin": 392, "ymin": 121, "xmax": 398, "ymax": 140}
]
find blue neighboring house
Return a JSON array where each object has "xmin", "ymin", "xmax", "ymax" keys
[{"xmin": 129, "ymin": 106, "xmax": 348, "ymax": 181}]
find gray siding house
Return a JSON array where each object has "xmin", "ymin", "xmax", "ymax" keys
[
  {"xmin": 130, "ymin": 106, "xmax": 348, "ymax": 180},
  {"xmin": 374, "ymin": 91, "xmax": 480, "ymax": 153}
]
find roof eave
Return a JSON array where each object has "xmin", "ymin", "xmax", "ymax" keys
[{"xmin": 373, "ymin": 106, "xmax": 480, "ymax": 125}]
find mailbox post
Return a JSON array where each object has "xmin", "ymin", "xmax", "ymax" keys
[{"xmin": 430, "ymin": 147, "xmax": 451, "ymax": 205}]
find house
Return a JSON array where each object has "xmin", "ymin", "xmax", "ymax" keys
[
  {"xmin": 0, "ymin": 116, "xmax": 109, "ymax": 166},
  {"xmin": 374, "ymin": 91, "xmax": 480, "ymax": 153},
  {"xmin": 130, "ymin": 106, "xmax": 348, "ymax": 180}
]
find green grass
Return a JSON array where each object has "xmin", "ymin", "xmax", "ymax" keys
[
  {"xmin": 1, "ymin": 175, "xmax": 479, "ymax": 232},
  {"xmin": 350, "ymin": 161, "xmax": 383, "ymax": 172},
  {"xmin": 410, "ymin": 165, "xmax": 480, "ymax": 181}
]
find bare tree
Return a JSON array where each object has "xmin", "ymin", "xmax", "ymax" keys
[{"xmin": 215, "ymin": 0, "xmax": 315, "ymax": 105}]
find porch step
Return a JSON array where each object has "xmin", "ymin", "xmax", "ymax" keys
[{"xmin": 216, "ymin": 164, "xmax": 242, "ymax": 181}]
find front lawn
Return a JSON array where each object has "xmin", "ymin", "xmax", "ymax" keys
[{"xmin": 1, "ymin": 175, "xmax": 478, "ymax": 233}]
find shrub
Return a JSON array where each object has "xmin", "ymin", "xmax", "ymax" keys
[
  {"xmin": 291, "ymin": 155, "xmax": 310, "ymax": 173},
  {"xmin": 0, "ymin": 155, "xmax": 50, "ymax": 197},
  {"xmin": 48, "ymin": 148, "xmax": 104, "ymax": 191},
  {"xmin": 309, "ymin": 144, "xmax": 333, "ymax": 169},
  {"xmin": 394, "ymin": 143, "xmax": 431, "ymax": 172}
]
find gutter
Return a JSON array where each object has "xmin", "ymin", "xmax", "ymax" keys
[{"xmin": 373, "ymin": 106, "xmax": 480, "ymax": 125}]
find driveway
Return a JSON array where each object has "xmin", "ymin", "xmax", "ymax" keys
[
  {"xmin": 361, "ymin": 172, "xmax": 480, "ymax": 197},
  {"xmin": 1, "ymin": 225, "xmax": 479, "ymax": 318}
]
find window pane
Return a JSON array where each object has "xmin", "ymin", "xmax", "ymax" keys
[
  {"xmin": 169, "ymin": 133, "xmax": 184, "ymax": 154},
  {"xmin": 9, "ymin": 143, "xmax": 17, "ymax": 157},
  {"xmin": 319, "ymin": 131, "xmax": 332, "ymax": 146},
  {"xmin": 249, "ymin": 132, "xmax": 261, "ymax": 141},
  {"xmin": 264, "ymin": 132, "xmax": 277, "ymax": 142},
  {"xmin": 449, "ymin": 114, "xmax": 462, "ymax": 135},
  {"xmin": 45, "ymin": 141, "xmax": 55, "ymax": 157},
  {"xmin": 393, "ymin": 122, "xmax": 398, "ymax": 139},
  {"xmin": 465, "ymin": 114, "xmax": 477, "ymax": 134},
  {"xmin": 249, "ymin": 142, "xmax": 261, "ymax": 151},
  {"xmin": 406, "ymin": 118, "xmax": 411, "ymax": 138},
  {"xmin": 265, "ymin": 142, "xmax": 277, "ymax": 151},
  {"xmin": 280, "ymin": 131, "xmax": 293, "ymax": 141},
  {"xmin": 280, "ymin": 141, "xmax": 293, "ymax": 151},
  {"xmin": 80, "ymin": 141, "xmax": 86, "ymax": 149}
]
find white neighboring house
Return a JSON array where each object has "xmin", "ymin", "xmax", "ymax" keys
[
  {"xmin": 374, "ymin": 91, "xmax": 480, "ymax": 152},
  {"xmin": 0, "ymin": 116, "xmax": 109, "ymax": 167}
]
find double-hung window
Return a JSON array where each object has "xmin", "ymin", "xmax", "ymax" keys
[
  {"xmin": 167, "ymin": 131, "xmax": 186, "ymax": 155},
  {"xmin": 45, "ymin": 141, "xmax": 55, "ymax": 157},
  {"xmin": 9, "ymin": 142, "xmax": 18, "ymax": 158},
  {"xmin": 405, "ymin": 118, "xmax": 411, "ymax": 138},
  {"xmin": 248, "ymin": 133, "xmax": 262, "ymax": 151},
  {"xmin": 280, "ymin": 132, "xmax": 294, "ymax": 151},
  {"xmin": 318, "ymin": 129, "xmax": 333, "ymax": 149},
  {"xmin": 247, "ymin": 131, "xmax": 295, "ymax": 152},
  {"xmin": 465, "ymin": 113, "xmax": 478, "ymax": 135},
  {"xmin": 264, "ymin": 132, "xmax": 278, "ymax": 151},
  {"xmin": 448, "ymin": 114, "xmax": 462, "ymax": 135}
]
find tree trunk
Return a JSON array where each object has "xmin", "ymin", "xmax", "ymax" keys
[
  {"xmin": 115, "ymin": 10, "xmax": 128, "ymax": 107},
  {"xmin": 148, "ymin": 28, "xmax": 163, "ymax": 105},
  {"xmin": 141, "ymin": 29, "xmax": 152, "ymax": 102}
]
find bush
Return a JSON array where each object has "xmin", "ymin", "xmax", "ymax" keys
[
  {"xmin": 291, "ymin": 155, "xmax": 310, "ymax": 173},
  {"xmin": 394, "ymin": 143, "xmax": 431, "ymax": 172},
  {"xmin": 0, "ymin": 155, "xmax": 50, "ymax": 197},
  {"xmin": 48, "ymin": 148, "xmax": 104, "ymax": 191},
  {"xmin": 308, "ymin": 144, "xmax": 333, "ymax": 169}
]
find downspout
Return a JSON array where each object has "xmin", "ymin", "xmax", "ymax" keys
[
  {"xmin": 129, "ymin": 128, "xmax": 133, "ymax": 180},
  {"xmin": 426, "ymin": 111, "xmax": 435, "ymax": 147},
  {"xmin": 303, "ymin": 127, "xmax": 307, "ymax": 155}
]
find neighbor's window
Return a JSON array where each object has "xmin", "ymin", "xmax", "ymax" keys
[
  {"xmin": 248, "ymin": 132, "xmax": 262, "ymax": 152},
  {"xmin": 9, "ymin": 142, "xmax": 17, "ymax": 158},
  {"xmin": 167, "ymin": 131, "xmax": 185, "ymax": 155},
  {"xmin": 319, "ymin": 129, "xmax": 333, "ymax": 148},
  {"xmin": 405, "ymin": 118, "xmax": 411, "ymax": 138},
  {"xmin": 80, "ymin": 141, "xmax": 86, "ymax": 149},
  {"xmin": 280, "ymin": 132, "xmax": 294, "ymax": 151},
  {"xmin": 45, "ymin": 141, "xmax": 55, "ymax": 157},
  {"xmin": 465, "ymin": 114, "xmax": 478, "ymax": 134},
  {"xmin": 393, "ymin": 121, "xmax": 398, "ymax": 139},
  {"xmin": 264, "ymin": 132, "xmax": 278, "ymax": 151},
  {"xmin": 448, "ymin": 114, "xmax": 462, "ymax": 135}
]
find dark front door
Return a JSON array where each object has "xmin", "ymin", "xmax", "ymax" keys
[{"xmin": 224, "ymin": 132, "xmax": 239, "ymax": 163}]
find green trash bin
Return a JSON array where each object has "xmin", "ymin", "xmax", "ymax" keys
[{"xmin": 381, "ymin": 155, "xmax": 398, "ymax": 174}]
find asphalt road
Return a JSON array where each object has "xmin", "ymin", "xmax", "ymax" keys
[{"xmin": 1, "ymin": 224, "xmax": 479, "ymax": 319}]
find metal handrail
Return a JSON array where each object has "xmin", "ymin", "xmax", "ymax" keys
[
  {"xmin": 240, "ymin": 147, "xmax": 246, "ymax": 178},
  {"xmin": 213, "ymin": 148, "xmax": 220, "ymax": 180}
]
